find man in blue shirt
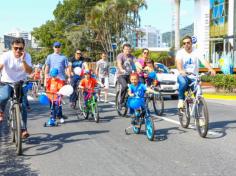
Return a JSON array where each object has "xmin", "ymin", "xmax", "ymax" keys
[{"xmin": 44, "ymin": 42, "xmax": 70, "ymax": 123}]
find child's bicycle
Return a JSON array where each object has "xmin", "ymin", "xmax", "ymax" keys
[
  {"xmin": 78, "ymin": 88, "xmax": 100, "ymax": 123},
  {"xmin": 125, "ymin": 94, "xmax": 155, "ymax": 141},
  {"xmin": 42, "ymin": 93, "xmax": 62, "ymax": 127}
]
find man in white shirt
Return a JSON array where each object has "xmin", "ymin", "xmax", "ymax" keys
[
  {"xmin": 176, "ymin": 36, "xmax": 215, "ymax": 108},
  {"xmin": 0, "ymin": 38, "xmax": 32, "ymax": 138}
]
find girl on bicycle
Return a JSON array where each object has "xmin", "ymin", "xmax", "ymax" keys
[
  {"xmin": 127, "ymin": 73, "xmax": 158, "ymax": 125},
  {"xmin": 46, "ymin": 68, "xmax": 65, "ymax": 123}
]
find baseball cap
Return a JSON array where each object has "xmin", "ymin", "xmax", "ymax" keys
[{"xmin": 53, "ymin": 42, "xmax": 61, "ymax": 47}]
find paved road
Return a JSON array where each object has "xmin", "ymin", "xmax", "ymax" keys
[{"xmin": 1, "ymin": 88, "xmax": 236, "ymax": 176}]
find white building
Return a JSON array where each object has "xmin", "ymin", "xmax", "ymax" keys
[
  {"xmin": 136, "ymin": 25, "xmax": 162, "ymax": 48},
  {"xmin": 6, "ymin": 28, "xmax": 30, "ymax": 41}
]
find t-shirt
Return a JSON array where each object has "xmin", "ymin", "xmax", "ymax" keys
[
  {"xmin": 0, "ymin": 51, "xmax": 32, "ymax": 83},
  {"xmin": 45, "ymin": 53, "xmax": 69, "ymax": 80},
  {"xmin": 128, "ymin": 82, "xmax": 147, "ymax": 98},
  {"xmin": 137, "ymin": 58, "xmax": 146, "ymax": 68},
  {"xmin": 46, "ymin": 78, "xmax": 64, "ymax": 101},
  {"xmin": 70, "ymin": 57, "xmax": 85, "ymax": 69},
  {"xmin": 80, "ymin": 78, "xmax": 97, "ymax": 92},
  {"xmin": 116, "ymin": 53, "xmax": 136, "ymax": 75},
  {"xmin": 96, "ymin": 59, "xmax": 109, "ymax": 78},
  {"xmin": 176, "ymin": 48, "xmax": 205, "ymax": 75}
]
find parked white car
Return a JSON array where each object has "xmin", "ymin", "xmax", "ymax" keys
[{"xmin": 155, "ymin": 63, "xmax": 179, "ymax": 99}]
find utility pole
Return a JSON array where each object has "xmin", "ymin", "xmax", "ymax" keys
[{"xmin": 174, "ymin": 0, "xmax": 180, "ymax": 50}]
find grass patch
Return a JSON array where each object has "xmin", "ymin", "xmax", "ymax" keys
[{"xmin": 204, "ymin": 92, "xmax": 236, "ymax": 96}]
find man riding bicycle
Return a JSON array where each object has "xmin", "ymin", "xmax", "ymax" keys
[
  {"xmin": 176, "ymin": 35, "xmax": 216, "ymax": 109},
  {"xmin": 116, "ymin": 43, "xmax": 136, "ymax": 109},
  {"xmin": 0, "ymin": 37, "xmax": 33, "ymax": 138}
]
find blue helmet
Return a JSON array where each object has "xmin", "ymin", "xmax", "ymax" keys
[{"xmin": 50, "ymin": 68, "xmax": 59, "ymax": 77}]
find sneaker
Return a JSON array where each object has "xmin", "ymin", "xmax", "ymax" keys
[
  {"xmin": 60, "ymin": 118, "xmax": 65, "ymax": 124},
  {"xmin": 178, "ymin": 100, "xmax": 184, "ymax": 109}
]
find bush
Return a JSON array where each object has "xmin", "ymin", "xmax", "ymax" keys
[
  {"xmin": 211, "ymin": 74, "xmax": 236, "ymax": 92},
  {"xmin": 201, "ymin": 75, "xmax": 213, "ymax": 82}
]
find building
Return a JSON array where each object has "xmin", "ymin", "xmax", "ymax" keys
[
  {"xmin": 132, "ymin": 25, "xmax": 162, "ymax": 48},
  {"xmin": 3, "ymin": 28, "xmax": 32, "ymax": 49},
  {"xmin": 209, "ymin": 0, "xmax": 235, "ymax": 69}
]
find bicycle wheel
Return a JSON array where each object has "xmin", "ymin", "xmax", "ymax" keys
[
  {"xmin": 115, "ymin": 90, "xmax": 128, "ymax": 117},
  {"xmin": 152, "ymin": 93, "xmax": 164, "ymax": 116},
  {"xmin": 13, "ymin": 104, "xmax": 22, "ymax": 155},
  {"xmin": 195, "ymin": 97, "xmax": 209, "ymax": 138},
  {"xmin": 78, "ymin": 91, "xmax": 88, "ymax": 119},
  {"xmin": 8, "ymin": 104, "xmax": 16, "ymax": 143},
  {"xmin": 179, "ymin": 100, "xmax": 191, "ymax": 128},
  {"xmin": 92, "ymin": 100, "xmax": 99, "ymax": 123},
  {"xmin": 145, "ymin": 116, "xmax": 155, "ymax": 141}
]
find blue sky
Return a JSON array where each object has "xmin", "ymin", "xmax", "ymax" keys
[{"xmin": 0, "ymin": 0, "xmax": 194, "ymax": 37}]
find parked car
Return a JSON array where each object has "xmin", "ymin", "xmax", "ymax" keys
[
  {"xmin": 155, "ymin": 63, "xmax": 179, "ymax": 99},
  {"xmin": 109, "ymin": 66, "xmax": 118, "ymax": 89}
]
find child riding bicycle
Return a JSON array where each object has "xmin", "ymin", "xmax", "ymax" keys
[
  {"xmin": 127, "ymin": 73, "xmax": 158, "ymax": 125},
  {"xmin": 46, "ymin": 68, "xmax": 65, "ymax": 124},
  {"xmin": 79, "ymin": 70, "xmax": 104, "ymax": 108}
]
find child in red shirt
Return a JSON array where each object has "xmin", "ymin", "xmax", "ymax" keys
[
  {"xmin": 79, "ymin": 70, "xmax": 103, "ymax": 106},
  {"xmin": 46, "ymin": 68, "xmax": 65, "ymax": 123}
]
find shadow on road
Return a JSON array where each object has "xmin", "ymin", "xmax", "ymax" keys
[
  {"xmin": 206, "ymin": 120, "xmax": 236, "ymax": 139},
  {"xmin": 23, "ymin": 129, "xmax": 109, "ymax": 156},
  {"xmin": 0, "ymin": 120, "xmax": 39, "ymax": 176}
]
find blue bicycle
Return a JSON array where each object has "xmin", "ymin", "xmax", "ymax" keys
[{"xmin": 125, "ymin": 95, "xmax": 155, "ymax": 141}]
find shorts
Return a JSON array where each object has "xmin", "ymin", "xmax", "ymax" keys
[{"xmin": 99, "ymin": 77, "xmax": 109, "ymax": 89}]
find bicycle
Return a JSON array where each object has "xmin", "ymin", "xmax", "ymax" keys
[
  {"xmin": 115, "ymin": 82, "xmax": 129, "ymax": 117},
  {"xmin": 4, "ymin": 81, "xmax": 25, "ymax": 155},
  {"xmin": 125, "ymin": 95, "xmax": 155, "ymax": 141},
  {"xmin": 143, "ymin": 71, "xmax": 164, "ymax": 116},
  {"xmin": 78, "ymin": 88, "xmax": 100, "ymax": 123},
  {"xmin": 178, "ymin": 72, "xmax": 210, "ymax": 138},
  {"xmin": 27, "ymin": 80, "xmax": 40, "ymax": 98}
]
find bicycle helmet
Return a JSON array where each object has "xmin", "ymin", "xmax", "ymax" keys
[{"xmin": 50, "ymin": 68, "xmax": 59, "ymax": 77}]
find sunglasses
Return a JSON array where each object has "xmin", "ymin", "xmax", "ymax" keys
[
  {"xmin": 13, "ymin": 47, "xmax": 24, "ymax": 51},
  {"xmin": 54, "ymin": 46, "xmax": 61, "ymax": 48},
  {"xmin": 76, "ymin": 53, "xmax": 81, "ymax": 55},
  {"xmin": 143, "ymin": 52, "xmax": 149, "ymax": 54},
  {"xmin": 183, "ymin": 41, "xmax": 191, "ymax": 45}
]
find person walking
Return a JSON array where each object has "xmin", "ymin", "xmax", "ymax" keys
[
  {"xmin": 44, "ymin": 41, "xmax": 70, "ymax": 123},
  {"xmin": 95, "ymin": 52, "xmax": 109, "ymax": 103}
]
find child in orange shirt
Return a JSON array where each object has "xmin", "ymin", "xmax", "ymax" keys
[
  {"xmin": 46, "ymin": 68, "xmax": 65, "ymax": 123},
  {"xmin": 79, "ymin": 70, "xmax": 104, "ymax": 107}
]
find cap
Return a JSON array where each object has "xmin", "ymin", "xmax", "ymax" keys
[{"xmin": 53, "ymin": 42, "xmax": 61, "ymax": 47}]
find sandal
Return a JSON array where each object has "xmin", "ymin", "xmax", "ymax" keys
[
  {"xmin": 21, "ymin": 130, "xmax": 30, "ymax": 139},
  {"xmin": 0, "ymin": 112, "xmax": 4, "ymax": 123}
]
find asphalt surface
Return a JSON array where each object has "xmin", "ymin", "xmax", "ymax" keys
[{"xmin": 1, "ymin": 88, "xmax": 236, "ymax": 176}]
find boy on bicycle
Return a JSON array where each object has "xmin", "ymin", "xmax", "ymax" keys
[
  {"xmin": 46, "ymin": 68, "xmax": 65, "ymax": 123},
  {"xmin": 127, "ymin": 73, "xmax": 158, "ymax": 125},
  {"xmin": 79, "ymin": 70, "xmax": 104, "ymax": 108}
]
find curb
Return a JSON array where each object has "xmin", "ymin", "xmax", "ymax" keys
[{"xmin": 204, "ymin": 94, "xmax": 236, "ymax": 100}]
